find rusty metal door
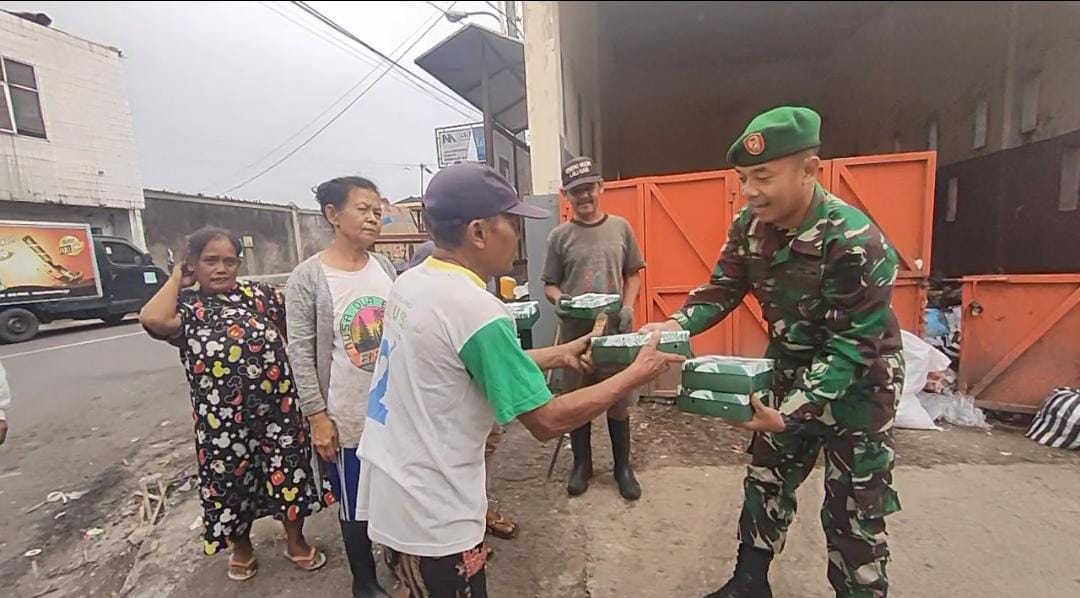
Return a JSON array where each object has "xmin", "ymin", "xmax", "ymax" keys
[
  {"xmin": 959, "ymin": 275, "xmax": 1080, "ymax": 414},
  {"xmin": 829, "ymin": 152, "xmax": 937, "ymax": 277},
  {"xmin": 641, "ymin": 171, "xmax": 737, "ymax": 356}
]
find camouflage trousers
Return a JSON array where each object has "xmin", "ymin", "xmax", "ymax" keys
[{"xmin": 739, "ymin": 427, "xmax": 901, "ymax": 598}]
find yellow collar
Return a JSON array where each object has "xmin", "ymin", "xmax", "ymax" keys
[{"xmin": 425, "ymin": 257, "xmax": 485, "ymax": 288}]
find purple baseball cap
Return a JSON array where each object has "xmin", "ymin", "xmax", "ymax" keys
[{"xmin": 423, "ymin": 162, "xmax": 548, "ymax": 222}]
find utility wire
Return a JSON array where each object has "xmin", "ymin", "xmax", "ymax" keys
[
  {"xmin": 202, "ymin": 2, "xmax": 450, "ymax": 193},
  {"xmin": 291, "ymin": 1, "xmax": 477, "ymax": 119},
  {"xmin": 219, "ymin": 4, "xmax": 457, "ymax": 195}
]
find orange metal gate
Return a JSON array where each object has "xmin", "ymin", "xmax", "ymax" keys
[
  {"xmin": 558, "ymin": 151, "xmax": 936, "ymax": 357},
  {"xmin": 959, "ymin": 275, "xmax": 1080, "ymax": 413}
]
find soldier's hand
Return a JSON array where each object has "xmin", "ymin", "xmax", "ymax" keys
[
  {"xmin": 731, "ymin": 394, "xmax": 787, "ymax": 434},
  {"xmin": 638, "ymin": 319, "xmax": 682, "ymax": 335},
  {"xmin": 625, "ymin": 332, "xmax": 685, "ymax": 385}
]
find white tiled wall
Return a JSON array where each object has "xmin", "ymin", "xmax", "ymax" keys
[{"xmin": 0, "ymin": 12, "xmax": 143, "ymax": 210}]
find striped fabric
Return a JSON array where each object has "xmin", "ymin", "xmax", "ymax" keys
[
  {"xmin": 1026, "ymin": 388, "xmax": 1080, "ymax": 450},
  {"xmin": 323, "ymin": 446, "xmax": 364, "ymax": 521}
]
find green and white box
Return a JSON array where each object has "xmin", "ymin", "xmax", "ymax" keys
[
  {"xmin": 676, "ymin": 387, "xmax": 756, "ymax": 422},
  {"xmin": 506, "ymin": 301, "xmax": 540, "ymax": 331},
  {"xmin": 681, "ymin": 356, "xmax": 774, "ymax": 395},
  {"xmin": 561, "ymin": 293, "xmax": 622, "ymax": 320},
  {"xmin": 590, "ymin": 330, "xmax": 692, "ymax": 365}
]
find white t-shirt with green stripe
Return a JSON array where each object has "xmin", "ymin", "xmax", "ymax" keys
[{"xmin": 356, "ymin": 257, "xmax": 552, "ymax": 556}]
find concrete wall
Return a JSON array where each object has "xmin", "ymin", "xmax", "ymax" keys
[
  {"xmin": 142, "ymin": 191, "xmax": 300, "ymax": 277},
  {"xmin": 296, "ymin": 210, "xmax": 332, "ymax": 261},
  {"xmin": 1, "ymin": 200, "xmax": 135, "ymax": 239},
  {"xmin": 0, "ymin": 12, "xmax": 143, "ymax": 210}
]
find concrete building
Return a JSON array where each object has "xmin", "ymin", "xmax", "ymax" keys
[
  {"xmin": 0, "ymin": 11, "xmax": 145, "ymax": 246},
  {"xmin": 522, "ymin": 2, "xmax": 1080, "ymax": 276}
]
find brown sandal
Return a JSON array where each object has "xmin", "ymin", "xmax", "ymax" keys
[
  {"xmin": 485, "ymin": 509, "xmax": 518, "ymax": 540},
  {"xmin": 227, "ymin": 555, "xmax": 258, "ymax": 581},
  {"xmin": 284, "ymin": 547, "xmax": 327, "ymax": 572}
]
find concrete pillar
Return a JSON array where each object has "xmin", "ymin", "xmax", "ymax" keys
[
  {"xmin": 128, "ymin": 208, "xmax": 147, "ymax": 250},
  {"xmin": 523, "ymin": 1, "xmax": 565, "ymax": 194}
]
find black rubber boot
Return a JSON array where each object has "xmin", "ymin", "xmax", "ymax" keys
[
  {"xmin": 703, "ymin": 544, "xmax": 774, "ymax": 598},
  {"xmin": 340, "ymin": 519, "xmax": 389, "ymax": 598},
  {"xmin": 567, "ymin": 422, "xmax": 593, "ymax": 496},
  {"xmin": 608, "ymin": 417, "xmax": 641, "ymax": 500}
]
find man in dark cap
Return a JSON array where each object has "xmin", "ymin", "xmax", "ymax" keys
[
  {"xmin": 542, "ymin": 156, "xmax": 647, "ymax": 500},
  {"xmin": 644, "ymin": 106, "xmax": 904, "ymax": 598},
  {"xmin": 357, "ymin": 163, "xmax": 682, "ymax": 597}
]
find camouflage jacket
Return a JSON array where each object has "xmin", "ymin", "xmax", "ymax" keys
[{"xmin": 672, "ymin": 185, "xmax": 904, "ymax": 432}]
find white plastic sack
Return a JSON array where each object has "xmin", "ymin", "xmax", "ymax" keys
[{"xmin": 896, "ymin": 330, "xmax": 952, "ymax": 430}]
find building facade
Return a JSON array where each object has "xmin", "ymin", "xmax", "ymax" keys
[{"xmin": 0, "ymin": 11, "xmax": 145, "ymax": 246}]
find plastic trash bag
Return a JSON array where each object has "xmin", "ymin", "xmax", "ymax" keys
[
  {"xmin": 919, "ymin": 391, "xmax": 990, "ymax": 429},
  {"xmin": 896, "ymin": 331, "xmax": 952, "ymax": 430}
]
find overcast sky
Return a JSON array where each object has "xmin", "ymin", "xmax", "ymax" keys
[{"xmin": 1, "ymin": 1, "xmax": 500, "ymax": 207}]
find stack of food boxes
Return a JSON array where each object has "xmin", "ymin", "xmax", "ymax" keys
[
  {"xmin": 590, "ymin": 330, "xmax": 693, "ymax": 365},
  {"xmin": 506, "ymin": 301, "xmax": 540, "ymax": 331},
  {"xmin": 560, "ymin": 293, "xmax": 622, "ymax": 319},
  {"xmin": 677, "ymin": 356, "xmax": 775, "ymax": 422}
]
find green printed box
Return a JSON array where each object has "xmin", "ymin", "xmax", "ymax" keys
[
  {"xmin": 561, "ymin": 293, "xmax": 622, "ymax": 320},
  {"xmin": 506, "ymin": 301, "xmax": 540, "ymax": 331},
  {"xmin": 676, "ymin": 387, "xmax": 756, "ymax": 422},
  {"xmin": 681, "ymin": 355, "xmax": 774, "ymax": 395},
  {"xmin": 590, "ymin": 330, "xmax": 692, "ymax": 365}
]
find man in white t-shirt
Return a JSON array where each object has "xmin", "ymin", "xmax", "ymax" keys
[
  {"xmin": 357, "ymin": 163, "xmax": 684, "ymax": 597},
  {"xmin": 287, "ymin": 176, "xmax": 398, "ymax": 598}
]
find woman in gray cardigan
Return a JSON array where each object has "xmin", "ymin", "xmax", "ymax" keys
[{"xmin": 286, "ymin": 177, "xmax": 396, "ymax": 598}]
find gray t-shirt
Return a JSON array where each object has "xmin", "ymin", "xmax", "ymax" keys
[{"xmin": 542, "ymin": 214, "xmax": 645, "ymax": 338}]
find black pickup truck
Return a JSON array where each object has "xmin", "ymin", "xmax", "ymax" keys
[{"xmin": 0, "ymin": 223, "xmax": 166, "ymax": 343}]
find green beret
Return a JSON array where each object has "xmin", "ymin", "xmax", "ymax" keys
[{"xmin": 727, "ymin": 106, "xmax": 822, "ymax": 167}]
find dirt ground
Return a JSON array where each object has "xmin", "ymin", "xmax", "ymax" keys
[{"xmin": 8, "ymin": 401, "xmax": 1080, "ymax": 597}]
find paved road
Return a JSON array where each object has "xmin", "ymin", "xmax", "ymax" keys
[{"xmin": 0, "ymin": 320, "xmax": 192, "ymax": 577}]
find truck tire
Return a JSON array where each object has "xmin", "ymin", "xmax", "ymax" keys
[{"xmin": 0, "ymin": 308, "xmax": 40, "ymax": 344}]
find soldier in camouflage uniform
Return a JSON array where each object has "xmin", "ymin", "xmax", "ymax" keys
[{"xmin": 643, "ymin": 107, "xmax": 904, "ymax": 598}]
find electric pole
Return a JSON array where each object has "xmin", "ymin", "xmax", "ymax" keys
[{"xmin": 504, "ymin": 1, "xmax": 520, "ymax": 38}]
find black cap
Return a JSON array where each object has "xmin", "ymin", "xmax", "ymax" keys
[
  {"xmin": 561, "ymin": 156, "xmax": 602, "ymax": 191},
  {"xmin": 423, "ymin": 162, "xmax": 548, "ymax": 222}
]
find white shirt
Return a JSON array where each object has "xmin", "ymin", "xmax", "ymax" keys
[
  {"xmin": 357, "ymin": 258, "xmax": 551, "ymax": 556},
  {"xmin": 322, "ymin": 258, "xmax": 392, "ymax": 447}
]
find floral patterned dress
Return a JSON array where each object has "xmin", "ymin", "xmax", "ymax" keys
[{"xmin": 173, "ymin": 281, "xmax": 329, "ymax": 555}]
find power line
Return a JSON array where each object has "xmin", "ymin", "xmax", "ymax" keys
[
  {"xmin": 219, "ymin": 4, "xmax": 456, "ymax": 195},
  {"xmin": 290, "ymin": 1, "xmax": 477, "ymax": 119},
  {"xmin": 202, "ymin": 2, "xmax": 452, "ymax": 193},
  {"xmin": 484, "ymin": 1, "xmax": 509, "ymax": 19}
]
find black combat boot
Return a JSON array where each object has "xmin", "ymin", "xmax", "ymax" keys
[
  {"xmin": 340, "ymin": 519, "xmax": 389, "ymax": 598},
  {"xmin": 567, "ymin": 422, "xmax": 593, "ymax": 496},
  {"xmin": 703, "ymin": 544, "xmax": 774, "ymax": 598},
  {"xmin": 608, "ymin": 417, "xmax": 641, "ymax": 500}
]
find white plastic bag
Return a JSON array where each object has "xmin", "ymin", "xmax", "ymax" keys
[
  {"xmin": 919, "ymin": 391, "xmax": 990, "ymax": 429},
  {"xmin": 895, "ymin": 330, "xmax": 952, "ymax": 430}
]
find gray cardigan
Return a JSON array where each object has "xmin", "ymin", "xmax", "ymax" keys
[{"xmin": 285, "ymin": 252, "xmax": 397, "ymax": 417}]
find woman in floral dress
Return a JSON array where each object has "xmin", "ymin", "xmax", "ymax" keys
[{"xmin": 140, "ymin": 227, "xmax": 329, "ymax": 581}]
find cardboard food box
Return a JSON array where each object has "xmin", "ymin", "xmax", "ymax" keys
[
  {"xmin": 561, "ymin": 293, "xmax": 622, "ymax": 320},
  {"xmin": 676, "ymin": 387, "xmax": 756, "ymax": 422},
  {"xmin": 681, "ymin": 355, "xmax": 775, "ymax": 394},
  {"xmin": 506, "ymin": 301, "xmax": 540, "ymax": 331},
  {"xmin": 590, "ymin": 330, "xmax": 692, "ymax": 365}
]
